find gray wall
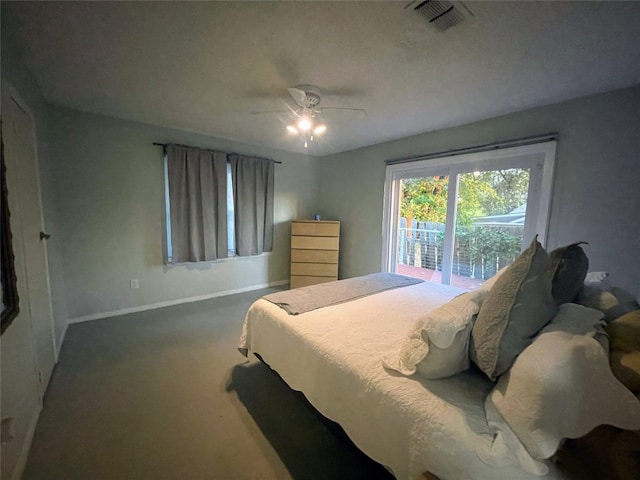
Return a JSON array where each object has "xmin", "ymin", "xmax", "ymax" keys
[
  {"xmin": 317, "ymin": 85, "xmax": 640, "ymax": 297},
  {"xmin": 45, "ymin": 106, "xmax": 319, "ymax": 320}
]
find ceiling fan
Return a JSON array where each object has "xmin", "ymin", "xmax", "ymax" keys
[{"xmin": 251, "ymin": 84, "xmax": 366, "ymax": 148}]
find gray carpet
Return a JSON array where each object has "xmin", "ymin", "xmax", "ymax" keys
[{"xmin": 23, "ymin": 288, "xmax": 394, "ymax": 480}]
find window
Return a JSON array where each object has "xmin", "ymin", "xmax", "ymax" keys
[
  {"xmin": 163, "ymin": 155, "xmax": 236, "ymax": 263},
  {"xmin": 164, "ymin": 154, "xmax": 173, "ymax": 262},
  {"xmin": 382, "ymin": 141, "xmax": 556, "ymax": 289},
  {"xmin": 226, "ymin": 162, "xmax": 236, "ymax": 256},
  {"xmin": 164, "ymin": 149, "xmax": 274, "ymax": 263}
]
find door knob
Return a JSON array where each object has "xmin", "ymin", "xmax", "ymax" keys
[{"xmin": 39, "ymin": 232, "xmax": 51, "ymax": 241}]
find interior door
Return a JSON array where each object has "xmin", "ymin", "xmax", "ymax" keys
[{"xmin": 2, "ymin": 84, "xmax": 57, "ymax": 393}]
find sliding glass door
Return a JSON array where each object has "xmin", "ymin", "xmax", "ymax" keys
[
  {"xmin": 383, "ymin": 142, "xmax": 556, "ymax": 289},
  {"xmin": 396, "ymin": 174, "xmax": 451, "ymax": 284}
]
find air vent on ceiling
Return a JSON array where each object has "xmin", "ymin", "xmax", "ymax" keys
[{"xmin": 407, "ymin": 0, "xmax": 474, "ymax": 32}]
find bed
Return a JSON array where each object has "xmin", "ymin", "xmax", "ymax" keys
[{"xmin": 238, "ymin": 240, "xmax": 640, "ymax": 480}]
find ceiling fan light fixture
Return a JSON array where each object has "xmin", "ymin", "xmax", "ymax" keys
[
  {"xmin": 312, "ymin": 124, "xmax": 327, "ymax": 135},
  {"xmin": 297, "ymin": 117, "xmax": 312, "ymax": 131},
  {"xmin": 258, "ymin": 84, "xmax": 365, "ymax": 148}
]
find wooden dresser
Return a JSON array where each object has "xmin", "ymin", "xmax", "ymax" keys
[{"xmin": 290, "ymin": 220, "xmax": 340, "ymax": 289}]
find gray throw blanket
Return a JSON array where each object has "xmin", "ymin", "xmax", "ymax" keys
[{"xmin": 263, "ymin": 272, "xmax": 424, "ymax": 315}]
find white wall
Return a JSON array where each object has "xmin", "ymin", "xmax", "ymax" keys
[
  {"xmin": 45, "ymin": 106, "xmax": 319, "ymax": 321},
  {"xmin": 317, "ymin": 85, "xmax": 640, "ymax": 297}
]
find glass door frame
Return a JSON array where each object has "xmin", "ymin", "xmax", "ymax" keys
[{"xmin": 381, "ymin": 141, "xmax": 557, "ymax": 283}]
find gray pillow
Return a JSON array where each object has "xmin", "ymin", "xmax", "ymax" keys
[
  {"xmin": 576, "ymin": 284, "xmax": 640, "ymax": 322},
  {"xmin": 470, "ymin": 236, "xmax": 557, "ymax": 380},
  {"xmin": 546, "ymin": 242, "xmax": 589, "ymax": 305}
]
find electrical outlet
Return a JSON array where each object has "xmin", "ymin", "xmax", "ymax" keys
[{"xmin": 130, "ymin": 279, "xmax": 139, "ymax": 289}]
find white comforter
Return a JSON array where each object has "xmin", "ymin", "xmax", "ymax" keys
[{"xmin": 238, "ymin": 282, "xmax": 566, "ymax": 480}]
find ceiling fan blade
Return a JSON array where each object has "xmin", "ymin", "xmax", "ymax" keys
[
  {"xmin": 287, "ymin": 87, "xmax": 308, "ymax": 107},
  {"xmin": 319, "ymin": 107, "xmax": 367, "ymax": 119},
  {"xmin": 249, "ymin": 109, "xmax": 291, "ymax": 115},
  {"xmin": 321, "ymin": 86, "xmax": 364, "ymax": 97}
]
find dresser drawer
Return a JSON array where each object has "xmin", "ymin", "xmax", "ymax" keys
[
  {"xmin": 290, "ymin": 275, "xmax": 337, "ymax": 289},
  {"xmin": 291, "ymin": 221, "xmax": 340, "ymax": 237},
  {"xmin": 291, "ymin": 262, "xmax": 338, "ymax": 277},
  {"xmin": 291, "ymin": 235, "xmax": 339, "ymax": 251},
  {"xmin": 291, "ymin": 249, "xmax": 339, "ymax": 264}
]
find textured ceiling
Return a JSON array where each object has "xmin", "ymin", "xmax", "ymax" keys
[{"xmin": 3, "ymin": 1, "xmax": 640, "ymax": 156}]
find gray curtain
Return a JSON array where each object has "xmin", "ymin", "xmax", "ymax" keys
[
  {"xmin": 229, "ymin": 154, "xmax": 274, "ymax": 256},
  {"xmin": 167, "ymin": 145, "xmax": 228, "ymax": 262}
]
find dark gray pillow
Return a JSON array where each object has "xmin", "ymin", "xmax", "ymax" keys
[
  {"xmin": 576, "ymin": 285, "xmax": 640, "ymax": 322},
  {"xmin": 470, "ymin": 236, "xmax": 557, "ymax": 380},
  {"xmin": 546, "ymin": 242, "xmax": 589, "ymax": 305}
]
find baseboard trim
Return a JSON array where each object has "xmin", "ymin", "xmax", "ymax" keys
[
  {"xmin": 56, "ymin": 323, "xmax": 68, "ymax": 358},
  {"xmin": 11, "ymin": 401, "xmax": 42, "ymax": 480},
  {"xmin": 68, "ymin": 280, "xmax": 289, "ymax": 324}
]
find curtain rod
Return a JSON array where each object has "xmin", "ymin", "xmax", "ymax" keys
[
  {"xmin": 384, "ymin": 132, "xmax": 558, "ymax": 166},
  {"xmin": 153, "ymin": 142, "xmax": 282, "ymax": 164}
]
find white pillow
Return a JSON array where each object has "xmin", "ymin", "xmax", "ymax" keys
[
  {"xmin": 584, "ymin": 271, "xmax": 611, "ymax": 288},
  {"xmin": 383, "ymin": 289, "xmax": 488, "ymax": 379},
  {"xmin": 485, "ymin": 303, "xmax": 640, "ymax": 467}
]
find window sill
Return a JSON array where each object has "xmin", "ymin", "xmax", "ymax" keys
[{"xmin": 165, "ymin": 251, "xmax": 273, "ymax": 267}]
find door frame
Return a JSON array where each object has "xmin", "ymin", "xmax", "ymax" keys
[
  {"xmin": 3, "ymin": 81, "xmax": 58, "ymax": 388},
  {"xmin": 381, "ymin": 141, "xmax": 557, "ymax": 278}
]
